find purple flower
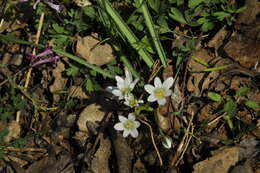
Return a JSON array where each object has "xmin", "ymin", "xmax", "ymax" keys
[
  {"xmin": 20, "ymin": 0, "xmax": 63, "ymax": 12},
  {"xmin": 31, "ymin": 56, "xmax": 60, "ymax": 67},
  {"xmin": 27, "ymin": 48, "xmax": 53, "ymax": 59},
  {"xmin": 27, "ymin": 48, "xmax": 60, "ymax": 67},
  {"xmin": 43, "ymin": 0, "xmax": 63, "ymax": 11}
]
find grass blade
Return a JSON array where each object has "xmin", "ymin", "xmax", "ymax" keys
[
  {"xmin": 113, "ymin": 45, "xmax": 140, "ymax": 79},
  {"xmin": 140, "ymin": 0, "xmax": 168, "ymax": 67},
  {"xmin": 97, "ymin": 0, "xmax": 154, "ymax": 68}
]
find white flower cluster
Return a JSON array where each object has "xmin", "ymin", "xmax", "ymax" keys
[
  {"xmin": 107, "ymin": 68, "xmax": 143, "ymax": 108},
  {"xmin": 114, "ymin": 113, "xmax": 140, "ymax": 138},
  {"xmin": 107, "ymin": 68, "xmax": 174, "ymax": 138}
]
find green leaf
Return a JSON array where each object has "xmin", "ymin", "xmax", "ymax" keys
[
  {"xmin": 184, "ymin": 10, "xmax": 200, "ymax": 26},
  {"xmin": 52, "ymin": 24, "xmax": 66, "ymax": 34},
  {"xmin": 107, "ymin": 65, "xmax": 122, "ymax": 75},
  {"xmin": 168, "ymin": 0, "xmax": 177, "ymax": 4},
  {"xmin": 213, "ymin": 11, "xmax": 230, "ymax": 21},
  {"xmin": 203, "ymin": 65, "xmax": 230, "ymax": 72},
  {"xmin": 140, "ymin": 0, "xmax": 168, "ymax": 67},
  {"xmin": 0, "ymin": 128, "xmax": 9, "ymax": 139},
  {"xmin": 244, "ymin": 100, "xmax": 260, "ymax": 110},
  {"xmin": 208, "ymin": 92, "xmax": 222, "ymax": 102},
  {"xmin": 201, "ymin": 21, "xmax": 214, "ymax": 32},
  {"xmin": 90, "ymin": 70, "xmax": 97, "ymax": 77},
  {"xmin": 12, "ymin": 138, "xmax": 28, "ymax": 148},
  {"xmin": 177, "ymin": 0, "xmax": 184, "ymax": 6},
  {"xmin": 64, "ymin": 99, "xmax": 78, "ymax": 110},
  {"xmin": 191, "ymin": 55, "xmax": 209, "ymax": 67},
  {"xmin": 147, "ymin": 0, "xmax": 160, "ymax": 13},
  {"xmin": 197, "ymin": 17, "xmax": 207, "ymax": 24},
  {"xmin": 235, "ymin": 6, "xmax": 246, "ymax": 13},
  {"xmin": 96, "ymin": 0, "xmax": 154, "ymax": 68},
  {"xmin": 83, "ymin": 6, "xmax": 96, "ymax": 19},
  {"xmin": 0, "ymin": 111, "xmax": 13, "ymax": 120},
  {"xmin": 236, "ymin": 87, "xmax": 250, "ymax": 97},
  {"xmin": 188, "ymin": 0, "xmax": 205, "ymax": 8},
  {"xmin": 157, "ymin": 16, "xmax": 171, "ymax": 33},
  {"xmin": 224, "ymin": 98, "xmax": 237, "ymax": 118},
  {"xmin": 141, "ymin": 36, "xmax": 155, "ymax": 54},
  {"xmin": 221, "ymin": 139, "xmax": 234, "ymax": 145},
  {"xmin": 12, "ymin": 95, "xmax": 26, "ymax": 110},
  {"xmin": 85, "ymin": 78, "xmax": 94, "ymax": 93},
  {"xmin": 65, "ymin": 64, "xmax": 80, "ymax": 76},
  {"xmin": 169, "ymin": 7, "xmax": 187, "ymax": 24},
  {"xmin": 127, "ymin": 15, "xmax": 144, "ymax": 31}
]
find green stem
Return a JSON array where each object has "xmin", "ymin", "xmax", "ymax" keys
[
  {"xmin": 226, "ymin": 117, "xmax": 233, "ymax": 130},
  {"xmin": 113, "ymin": 45, "xmax": 140, "ymax": 79}
]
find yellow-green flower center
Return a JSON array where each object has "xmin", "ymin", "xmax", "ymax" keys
[
  {"xmin": 154, "ymin": 88, "xmax": 166, "ymax": 99},
  {"xmin": 123, "ymin": 120, "xmax": 135, "ymax": 130},
  {"xmin": 128, "ymin": 98, "xmax": 137, "ymax": 106},
  {"xmin": 122, "ymin": 88, "xmax": 131, "ymax": 96}
]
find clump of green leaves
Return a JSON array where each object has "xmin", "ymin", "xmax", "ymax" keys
[
  {"xmin": 46, "ymin": 5, "xmax": 98, "ymax": 49},
  {"xmin": 208, "ymin": 87, "xmax": 260, "ymax": 130},
  {"xmin": 0, "ymin": 84, "xmax": 29, "ymax": 158},
  {"xmin": 169, "ymin": 0, "xmax": 246, "ymax": 32},
  {"xmin": 0, "ymin": 86, "xmax": 27, "ymax": 120},
  {"xmin": 172, "ymin": 39, "xmax": 196, "ymax": 67}
]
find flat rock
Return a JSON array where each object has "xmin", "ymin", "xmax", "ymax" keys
[{"xmin": 193, "ymin": 147, "xmax": 240, "ymax": 173}]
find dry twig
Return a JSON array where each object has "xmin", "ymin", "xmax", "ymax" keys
[
  {"xmin": 139, "ymin": 118, "xmax": 163, "ymax": 166},
  {"xmin": 169, "ymin": 111, "xmax": 195, "ymax": 167},
  {"xmin": 16, "ymin": 13, "xmax": 45, "ymax": 122}
]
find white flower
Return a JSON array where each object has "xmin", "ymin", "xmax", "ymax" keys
[
  {"xmin": 107, "ymin": 68, "xmax": 139, "ymax": 100},
  {"xmin": 114, "ymin": 113, "xmax": 140, "ymax": 138},
  {"xmin": 162, "ymin": 136, "xmax": 173, "ymax": 149},
  {"xmin": 144, "ymin": 77, "xmax": 174, "ymax": 105},
  {"xmin": 124, "ymin": 93, "xmax": 144, "ymax": 108}
]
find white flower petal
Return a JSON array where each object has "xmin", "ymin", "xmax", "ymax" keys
[
  {"xmin": 114, "ymin": 113, "xmax": 140, "ymax": 138},
  {"xmin": 112, "ymin": 89, "xmax": 123, "ymax": 98},
  {"xmin": 130, "ymin": 129, "xmax": 139, "ymax": 138},
  {"xmin": 125, "ymin": 68, "xmax": 133, "ymax": 84},
  {"xmin": 44, "ymin": 0, "xmax": 62, "ymax": 12},
  {"xmin": 118, "ymin": 115, "xmax": 128, "ymax": 122},
  {"xmin": 165, "ymin": 90, "xmax": 172, "ymax": 96},
  {"xmin": 116, "ymin": 77, "xmax": 126, "ymax": 89},
  {"xmin": 144, "ymin": 84, "xmax": 155, "ymax": 94},
  {"xmin": 154, "ymin": 77, "xmax": 162, "ymax": 88},
  {"xmin": 123, "ymin": 100, "xmax": 129, "ymax": 107},
  {"xmin": 115, "ymin": 76, "xmax": 124, "ymax": 85},
  {"xmin": 162, "ymin": 136, "xmax": 173, "ymax": 149},
  {"xmin": 135, "ymin": 121, "xmax": 140, "ymax": 128},
  {"xmin": 128, "ymin": 113, "xmax": 136, "ymax": 121},
  {"xmin": 158, "ymin": 98, "xmax": 166, "ymax": 105},
  {"xmin": 123, "ymin": 130, "xmax": 130, "ymax": 137},
  {"xmin": 33, "ymin": 0, "xmax": 41, "ymax": 9},
  {"xmin": 138, "ymin": 100, "xmax": 144, "ymax": 104},
  {"xmin": 114, "ymin": 123, "xmax": 124, "ymax": 131},
  {"xmin": 106, "ymin": 86, "xmax": 116, "ymax": 93},
  {"xmin": 163, "ymin": 77, "xmax": 174, "ymax": 90},
  {"xmin": 129, "ymin": 78, "xmax": 139, "ymax": 90},
  {"xmin": 147, "ymin": 94, "xmax": 157, "ymax": 102}
]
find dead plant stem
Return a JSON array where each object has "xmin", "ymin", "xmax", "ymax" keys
[
  {"xmin": 0, "ymin": 19, "xmax": 4, "ymax": 31},
  {"xmin": 176, "ymin": 124, "xmax": 194, "ymax": 166},
  {"xmin": 169, "ymin": 111, "xmax": 195, "ymax": 167},
  {"xmin": 139, "ymin": 118, "xmax": 163, "ymax": 166},
  {"xmin": 16, "ymin": 13, "xmax": 45, "ymax": 122}
]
